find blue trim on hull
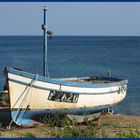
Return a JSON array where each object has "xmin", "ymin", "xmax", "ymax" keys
[
  {"xmin": 7, "ymin": 67, "xmax": 128, "ymax": 88},
  {"xmin": 11, "ymin": 105, "xmax": 110, "ymax": 126},
  {"xmin": 9, "ymin": 78, "xmax": 120, "ymax": 95}
]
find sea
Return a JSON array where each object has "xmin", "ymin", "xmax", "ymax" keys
[{"xmin": 0, "ymin": 36, "xmax": 139, "ymax": 115}]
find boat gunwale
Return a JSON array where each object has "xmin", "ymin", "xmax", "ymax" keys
[
  {"xmin": 8, "ymin": 78, "xmax": 122, "ymax": 95},
  {"xmin": 7, "ymin": 67, "xmax": 128, "ymax": 88}
]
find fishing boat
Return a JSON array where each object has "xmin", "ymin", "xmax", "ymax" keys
[{"xmin": 4, "ymin": 6, "xmax": 128, "ymax": 126}]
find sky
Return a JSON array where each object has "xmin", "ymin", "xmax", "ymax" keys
[{"xmin": 0, "ymin": 2, "xmax": 140, "ymax": 36}]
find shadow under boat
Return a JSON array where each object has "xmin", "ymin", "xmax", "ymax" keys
[{"xmin": 0, "ymin": 107, "xmax": 11, "ymax": 126}]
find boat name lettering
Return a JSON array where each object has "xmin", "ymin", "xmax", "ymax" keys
[{"xmin": 48, "ymin": 90, "xmax": 79, "ymax": 103}]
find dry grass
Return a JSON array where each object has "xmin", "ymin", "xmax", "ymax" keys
[{"xmin": 0, "ymin": 114, "xmax": 140, "ymax": 138}]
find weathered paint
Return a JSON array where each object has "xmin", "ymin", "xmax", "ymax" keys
[
  {"xmin": 9, "ymin": 80, "xmax": 126, "ymax": 109},
  {"xmin": 11, "ymin": 107, "xmax": 104, "ymax": 126},
  {"xmin": 67, "ymin": 112, "xmax": 101, "ymax": 123},
  {"xmin": 11, "ymin": 110, "xmax": 101, "ymax": 126},
  {"xmin": 6, "ymin": 67, "xmax": 128, "ymax": 126}
]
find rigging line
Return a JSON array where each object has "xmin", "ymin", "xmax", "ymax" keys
[
  {"xmin": 7, "ymin": 78, "xmax": 37, "ymax": 129},
  {"xmin": 7, "ymin": 74, "xmax": 38, "ymax": 129},
  {"xmin": 12, "ymin": 73, "xmax": 38, "ymax": 111},
  {"xmin": 17, "ymin": 77, "xmax": 38, "ymax": 125},
  {"xmin": 10, "ymin": 74, "xmax": 38, "ymax": 110}
]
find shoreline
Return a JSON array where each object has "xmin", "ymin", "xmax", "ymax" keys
[{"xmin": 0, "ymin": 107, "xmax": 140, "ymax": 138}]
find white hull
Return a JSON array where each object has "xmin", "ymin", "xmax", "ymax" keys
[{"xmin": 6, "ymin": 68, "xmax": 128, "ymax": 126}]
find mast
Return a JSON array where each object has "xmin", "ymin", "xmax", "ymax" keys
[{"xmin": 42, "ymin": 6, "xmax": 49, "ymax": 77}]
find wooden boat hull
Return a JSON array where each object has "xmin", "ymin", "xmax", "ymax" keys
[{"xmin": 6, "ymin": 68, "xmax": 128, "ymax": 126}]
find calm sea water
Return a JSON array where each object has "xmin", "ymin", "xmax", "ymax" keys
[{"xmin": 0, "ymin": 36, "xmax": 139, "ymax": 115}]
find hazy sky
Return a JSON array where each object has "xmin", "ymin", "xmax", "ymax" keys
[{"xmin": 0, "ymin": 2, "xmax": 140, "ymax": 36}]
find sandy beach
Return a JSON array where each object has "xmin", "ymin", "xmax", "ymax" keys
[{"xmin": 0, "ymin": 107, "xmax": 140, "ymax": 138}]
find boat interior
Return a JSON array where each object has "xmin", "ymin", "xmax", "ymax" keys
[
  {"xmin": 10, "ymin": 67, "xmax": 124, "ymax": 85},
  {"xmin": 56, "ymin": 76, "xmax": 122, "ymax": 84}
]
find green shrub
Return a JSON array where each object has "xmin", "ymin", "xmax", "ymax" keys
[
  {"xmin": 0, "ymin": 93, "xmax": 9, "ymax": 107},
  {"xmin": 20, "ymin": 132, "xmax": 36, "ymax": 138},
  {"xmin": 117, "ymin": 129, "xmax": 140, "ymax": 138},
  {"xmin": 53, "ymin": 123, "xmax": 98, "ymax": 138}
]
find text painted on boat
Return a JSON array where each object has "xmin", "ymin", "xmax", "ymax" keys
[{"xmin": 48, "ymin": 90, "xmax": 79, "ymax": 103}]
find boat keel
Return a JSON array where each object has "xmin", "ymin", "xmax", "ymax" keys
[{"xmin": 67, "ymin": 112, "xmax": 101, "ymax": 123}]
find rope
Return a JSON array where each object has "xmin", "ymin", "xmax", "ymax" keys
[{"xmin": 7, "ymin": 74, "xmax": 38, "ymax": 130}]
